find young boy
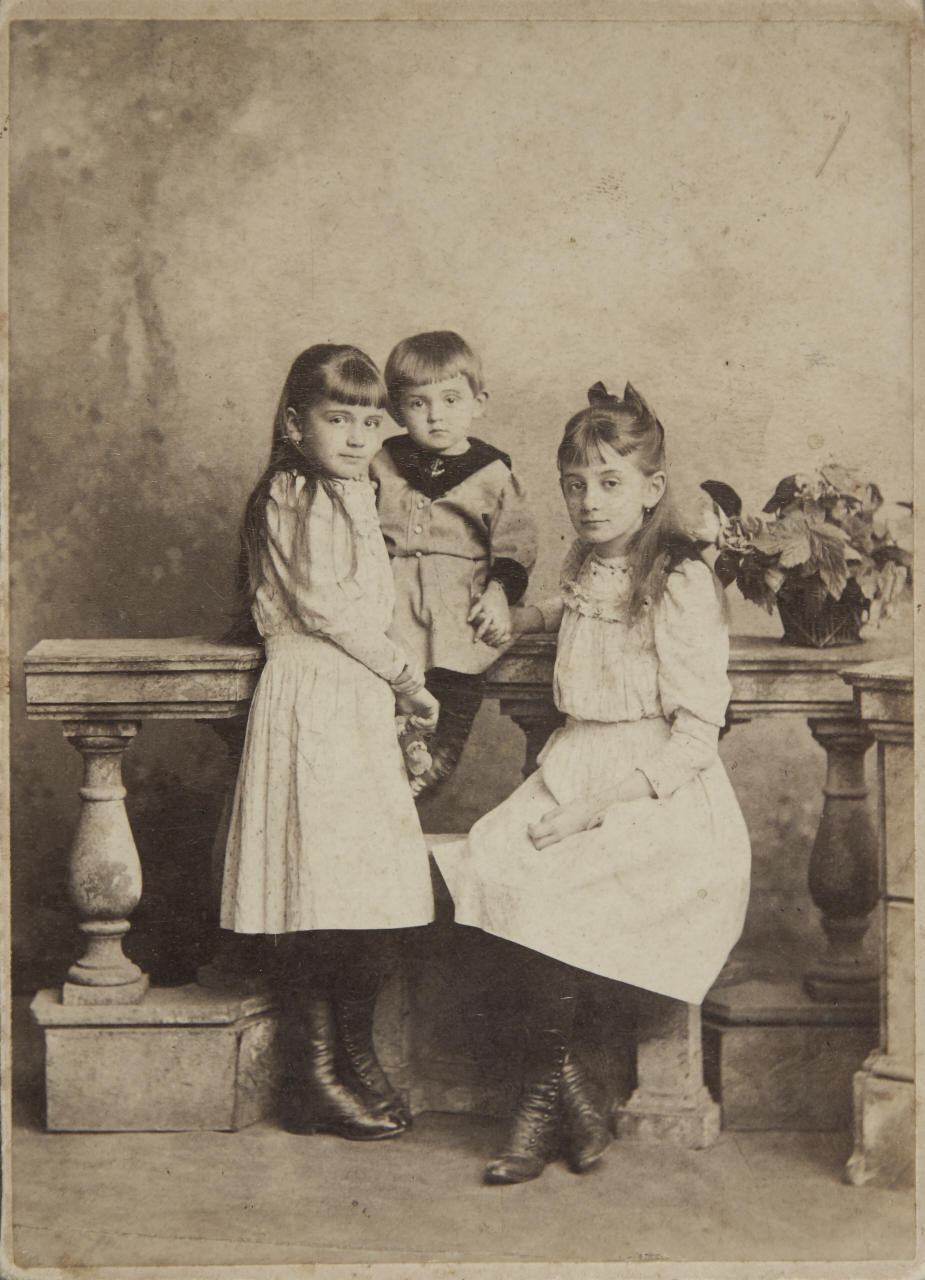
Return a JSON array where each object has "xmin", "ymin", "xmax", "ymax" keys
[{"xmin": 370, "ymin": 331, "xmax": 537, "ymax": 800}]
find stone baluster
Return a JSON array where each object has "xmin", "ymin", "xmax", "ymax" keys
[
  {"xmin": 803, "ymin": 717, "xmax": 879, "ymax": 1005},
  {"xmin": 501, "ymin": 699, "xmax": 564, "ymax": 778},
  {"xmin": 60, "ymin": 720, "xmax": 149, "ymax": 1004},
  {"xmin": 615, "ymin": 992, "xmax": 720, "ymax": 1147}
]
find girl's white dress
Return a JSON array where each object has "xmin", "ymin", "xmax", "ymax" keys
[
  {"xmin": 221, "ymin": 472, "xmax": 435, "ymax": 935},
  {"xmin": 433, "ymin": 542, "xmax": 751, "ymax": 1005}
]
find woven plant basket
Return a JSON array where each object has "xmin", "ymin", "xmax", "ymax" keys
[{"xmin": 776, "ymin": 575, "xmax": 868, "ymax": 649}]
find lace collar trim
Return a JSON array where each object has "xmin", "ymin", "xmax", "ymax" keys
[{"xmin": 562, "ymin": 549, "xmax": 636, "ymax": 623}]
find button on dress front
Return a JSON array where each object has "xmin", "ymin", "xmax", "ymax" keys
[
  {"xmin": 220, "ymin": 472, "xmax": 435, "ymax": 935},
  {"xmin": 433, "ymin": 544, "xmax": 751, "ymax": 1005}
]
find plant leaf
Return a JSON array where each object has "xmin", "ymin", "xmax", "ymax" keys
[
  {"xmin": 778, "ymin": 533, "xmax": 813, "ymax": 568},
  {"xmin": 700, "ymin": 481, "xmax": 742, "ymax": 518},
  {"xmin": 736, "ymin": 556, "xmax": 778, "ymax": 611},
  {"xmin": 751, "ymin": 527, "xmax": 783, "ymax": 556},
  {"xmin": 819, "ymin": 462, "xmax": 861, "ymax": 495},
  {"xmin": 815, "ymin": 549, "xmax": 849, "ymax": 600},
  {"xmin": 762, "ymin": 475, "xmax": 800, "ymax": 515},
  {"xmin": 872, "ymin": 543, "xmax": 913, "ymax": 569},
  {"xmin": 713, "ymin": 548, "xmax": 742, "ymax": 588}
]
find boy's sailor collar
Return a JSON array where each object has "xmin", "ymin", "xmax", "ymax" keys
[{"xmin": 382, "ymin": 434, "xmax": 512, "ymax": 500}]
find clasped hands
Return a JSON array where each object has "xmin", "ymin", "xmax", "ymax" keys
[{"xmin": 467, "ymin": 580, "xmax": 512, "ymax": 648}]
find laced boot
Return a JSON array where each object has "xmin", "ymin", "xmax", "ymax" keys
[
  {"xmin": 332, "ymin": 990, "xmax": 412, "ymax": 1129},
  {"xmin": 560, "ymin": 1050, "xmax": 611, "ymax": 1173},
  {"xmin": 484, "ymin": 1029, "xmax": 567, "ymax": 1184},
  {"xmin": 278, "ymin": 990, "xmax": 406, "ymax": 1141}
]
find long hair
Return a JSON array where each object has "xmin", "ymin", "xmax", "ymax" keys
[
  {"xmin": 557, "ymin": 381, "xmax": 701, "ymax": 622},
  {"xmin": 224, "ymin": 344, "xmax": 388, "ymax": 644}
]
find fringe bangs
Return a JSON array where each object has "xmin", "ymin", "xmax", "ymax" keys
[
  {"xmin": 322, "ymin": 357, "xmax": 390, "ymax": 411},
  {"xmin": 385, "ymin": 332, "xmax": 483, "ymax": 397},
  {"xmin": 557, "ymin": 411, "xmax": 639, "ymax": 469}
]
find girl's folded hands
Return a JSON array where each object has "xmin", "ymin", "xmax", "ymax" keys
[
  {"xmin": 527, "ymin": 770, "xmax": 658, "ymax": 849},
  {"xmin": 527, "ymin": 800, "xmax": 604, "ymax": 850}
]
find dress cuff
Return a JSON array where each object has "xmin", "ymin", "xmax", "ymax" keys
[
  {"xmin": 389, "ymin": 658, "xmax": 425, "ymax": 694},
  {"xmin": 636, "ymin": 714, "xmax": 720, "ymax": 798},
  {"xmin": 636, "ymin": 757, "xmax": 692, "ymax": 800},
  {"xmin": 488, "ymin": 558, "xmax": 529, "ymax": 605}
]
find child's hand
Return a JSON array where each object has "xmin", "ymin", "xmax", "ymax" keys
[
  {"xmin": 467, "ymin": 580, "xmax": 512, "ymax": 648},
  {"xmin": 392, "ymin": 663, "xmax": 425, "ymax": 696},
  {"xmin": 396, "ymin": 686, "xmax": 440, "ymax": 731},
  {"xmin": 528, "ymin": 800, "xmax": 604, "ymax": 850}
]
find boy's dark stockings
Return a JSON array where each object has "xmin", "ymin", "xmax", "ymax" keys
[
  {"xmin": 485, "ymin": 942, "xmax": 610, "ymax": 1184},
  {"xmin": 275, "ymin": 930, "xmax": 410, "ymax": 1140},
  {"xmin": 412, "ymin": 668, "xmax": 484, "ymax": 802}
]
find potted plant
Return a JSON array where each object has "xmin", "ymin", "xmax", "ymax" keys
[{"xmin": 696, "ymin": 464, "xmax": 912, "ymax": 648}]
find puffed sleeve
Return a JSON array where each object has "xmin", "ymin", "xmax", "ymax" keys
[
  {"xmin": 486, "ymin": 467, "xmax": 539, "ymax": 605},
  {"xmin": 635, "ymin": 558, "xmax": 731, "ymax": 799},
  {"xmin": 260, "ymin": 475, "xmax": 417, "ymax": 687}
]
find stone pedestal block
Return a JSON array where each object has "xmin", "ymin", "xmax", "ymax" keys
[
  {"xmin": 616, "ymin": 1085, "xmax": 721, "ymax": 1147},
  {"xmin": 703, "ymin": 978, "xmax": 877, "ymax": 1130},
  {"xmin": 31, "ymin": 985, "xmax": 278, "ymax": 1132},
  {"xmin": 614, "ymin": 991, "xmax": 720, "ymax": 1148},
  {"xmin": 845, "ymin": 1066, "xmax": 915, "ymax": 1188}
]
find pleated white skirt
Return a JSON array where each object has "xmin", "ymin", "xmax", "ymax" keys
[
  {"xmin": 221, "ymin": 633, "xmax": 435, "ymax": 934},
  {"xmin": 434, "ymin": 716, "xmax": 751, "ymax": 1004}
]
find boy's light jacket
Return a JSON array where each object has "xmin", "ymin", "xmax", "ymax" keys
[{"xmin": 370, "ymin": 434, "xmax": 538, "ymax": 674}]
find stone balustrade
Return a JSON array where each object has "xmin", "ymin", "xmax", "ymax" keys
[
  {"xmin": 841, "ymin": 660, "xmax": 914, "ymax": 1188},
  {"xmin": 23, "ymin": 630, "xmax": 909, "ymax": 1143}
]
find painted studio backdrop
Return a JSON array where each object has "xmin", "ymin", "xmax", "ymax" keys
[{"xmin": 10, "ymin": 19, "xmax": 912, "ymax": 990}]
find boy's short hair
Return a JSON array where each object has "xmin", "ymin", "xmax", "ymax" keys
[{"xmin": 385, "ymin": 331, "xmax": 484, "ymax": 400}]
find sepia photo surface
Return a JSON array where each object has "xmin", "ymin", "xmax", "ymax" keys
[{"xmin": 2, "ymin": 1, "xmax": 920, "ymax": 1276}]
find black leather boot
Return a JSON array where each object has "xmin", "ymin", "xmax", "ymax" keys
[
  {"xmin": 560, "ymin": 1050, "xmax": 611, "ymax": 1173},
  {"xmin": 278, "ymin": 990, "xmax": 406, "ymax": 1141},
  {"xmin": 332, "ymin": 990, "xmax": 412, "ymax": 1129},
  {"xmin": 483, "ymin": 1028, "xmax": 567, "ymax": 1184}
]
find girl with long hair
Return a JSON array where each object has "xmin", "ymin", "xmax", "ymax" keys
[
  {"xmin": 435, "ymin": 381, "xmax": 751, "ymax": 1183},
  {"xmin": 221, "ymin": 344, "xmax": 438, "ymax": 1141}
]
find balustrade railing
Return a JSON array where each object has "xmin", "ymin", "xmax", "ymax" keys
[{"xmin": 23, "ymin": 630, "xmax": 910, "ymax": 1147}]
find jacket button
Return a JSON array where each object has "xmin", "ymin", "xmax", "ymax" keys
[
  {"xmin": 413, "ymin": 525, "xmax": 422, "ymax": 533},
  {"xmin": 415, "ymin": 551, "xmax": 422, "ymax": 558}
]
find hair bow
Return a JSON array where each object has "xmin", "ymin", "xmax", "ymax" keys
[{"xmin": 587, "ymin": 381, "xmax": 664, "ymax": 434}]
